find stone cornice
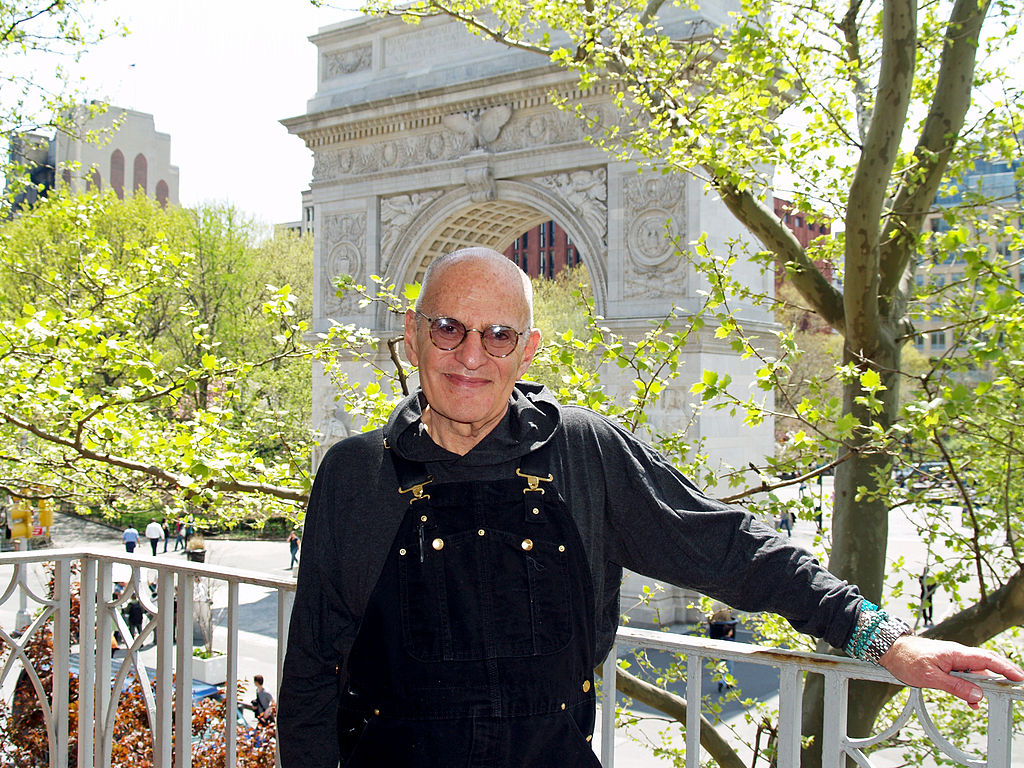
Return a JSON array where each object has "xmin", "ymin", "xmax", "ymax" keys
[{"xmin": 285, "ymin": 81, "xmax": 617, "ymax": 150}]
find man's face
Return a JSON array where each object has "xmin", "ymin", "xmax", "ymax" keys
[{"xmin": 404, "ymin": 257, "xmax": 539, "ymax": 445}]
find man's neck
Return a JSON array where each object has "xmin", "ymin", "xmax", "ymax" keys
[{"xmin": 421, "ymin": 406, "xmax": 504, "ymax": 456}]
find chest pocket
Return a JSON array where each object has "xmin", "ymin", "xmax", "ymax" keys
[{"xmin": 398, "ymin": 524, "xmax": 573, "ymax": 662}]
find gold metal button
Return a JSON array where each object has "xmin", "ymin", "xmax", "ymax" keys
[
  {"xmin": 399, "ymin": 548, "xmax": 407, "ymax": 556},
  {"xmin": 420, "ymin": 515, "xmax": 428, "ymax": 522},
  {"xmin": 586, "ymin": 734, "xmax": 593, "ymax": 742},
  {"xmin": 560, "ymin": 702, "xmax": 566, "ymax": 710},
  {"xmin": 521, "ymin": 538, "xmax": 534, "ymax": 551},
  {"xmin": 558, "ymin": 545, "xmax": 565, "ymax": 553},
  {"xmin": 478, "ymin": 529, "xmax": 485, "ymax": 536},
  {"xmin": 532, "ymin": 507, "xmax": 540, "ymax": 515},
  {"xmin": 582, "ymin": 679, "xmax": 591, "ymax": 693},
  {"xmin": 373, "ymin": 708, "xmax": 380, "ymax": 716},
  {"xmin": 432, "ymin": 538, "xmax": 444, "ymax": 551}
]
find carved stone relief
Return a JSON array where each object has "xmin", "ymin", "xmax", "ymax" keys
[
  {"xmin": 380, "ymin": 190, "xmax": 444, "ymax": 261},
  {"xmin": 322, "ymin": 211, "xmax": 367, "ymax": 315},
  {"xmin": 310, "ymin": 103, "xmax": 609, "ymax": 183},
  {"xmin": 622, "ymin": 175, "xmax": 688, "ymax": 300},
  {"xmin": 313, "ymin": 397, "xmax": 351, "ymax": 466},
  {"xmin": 442, "ymin": 105, "xmax": 511, "ymax": 154},
  {"xmin": 535, "ymin": 168, "xmax": 607, "ymax": 247},
  {"xmin": 322, "ymin": 45, "xmax": 372, "ymax": 80}
]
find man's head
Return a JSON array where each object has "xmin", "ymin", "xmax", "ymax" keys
[
  {"xmin": 254, "ymin": 674, "xmax": 264, "ymax": 687},
  {"xmin": 405, "ymin": 247, "xmax": 541, "ymax": 452}
]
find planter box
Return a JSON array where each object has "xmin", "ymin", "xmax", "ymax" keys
[{"xmin": 192, "ymin": 652, "xmax": 226, "ymax": 684}]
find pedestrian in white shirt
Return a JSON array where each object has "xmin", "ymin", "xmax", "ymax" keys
[{"xmin": 144, "ymin": 519, "xmax": 164, "ymax": 556}]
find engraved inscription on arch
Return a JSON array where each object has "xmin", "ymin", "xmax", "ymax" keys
[{"xmin": 322, "ymin": 212, "xmax": 367, "ymax": 315}]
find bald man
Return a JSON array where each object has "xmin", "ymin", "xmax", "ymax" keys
[{"xmin": 279, "ymin": 247, "xmax": 1022, "ymax": 768}]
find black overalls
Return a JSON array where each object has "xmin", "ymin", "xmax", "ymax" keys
[{"xmin": 338, "ymin": 445, "xmax": 601, "ymax": 767}]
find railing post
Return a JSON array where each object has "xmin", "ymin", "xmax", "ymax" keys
[
  {"xmin": 52, "ymin": 557, "xmax": 71, "ymax": 768},
  {"xmin": 226, "ymin": 581, "xmax": 239, "ymax": 768},
  {"xmin": 685, "ymin": 653, "xmax": 701, "ymax": 768},
  {"xmin": 78, "ymin": 556, "xmax": 97, "ymax": 768},
  {"xmin": 777, "ymin": 665, "xmax": 803, "ymax": 767},
  {"xmin": 986, "ymin": 687, "xmax": 1013, "ymax": 767},
  {"xmin": 154, "ymin": 568, "xmax": 175, "ymax": 768},
  {"xmin": 95, "ymin": 561, "xmax": 113, "ymax": 768},
  {"xmin": 276, "ymin": 587, "xmax": 293, "ymax": 768},
  {"xmin": 601, "ymin": 643, "xmax": 617, "ymax": 767},
  {"xmin": 821, "ymin": 670, "xmax": 847, "ymax": 766},
  {"xmin": 175, "ymin": 572, "xmax": 194, "ymax": 768}
]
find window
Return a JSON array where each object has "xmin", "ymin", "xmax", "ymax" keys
[
  {"xmin": 539, "ymin": 223, "xmax": 547, "ymax": 248},
  {"xmin": 930, "ymin": 331, "xmax": 947, "ymax": 349},
  {"xmin": 110, "ymin": 150, "xmax": 125, "ymax": 199},
  {"xmin": 133, "ymin": 153, "xmax": 148, "ymax": 194},
  {"xmin": 156, "ymin": 180, "xmax": 169, "ymax": 208}
]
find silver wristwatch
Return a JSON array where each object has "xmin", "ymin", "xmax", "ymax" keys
[{"xmin": 864, "ymin": 615, "xmax": 913, "ymax": 663}]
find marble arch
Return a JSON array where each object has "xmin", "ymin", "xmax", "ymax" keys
[
  {"xmin": 383, "ymin": 179, "xmax": 609, "ymax": 332},
  {"xmin": 284, "ymin": 5, "xmax": 773, "ymax": 487}
]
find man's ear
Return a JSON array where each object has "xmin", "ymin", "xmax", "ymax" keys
[
  {"xmin": 404, "ymin": 309, "xmax": 420, "ymax": 366},
  {"xmin": 517, "ymin": 328, "xmax": 542, "ymax": 378}
]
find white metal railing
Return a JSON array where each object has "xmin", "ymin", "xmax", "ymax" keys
[
  {"xmin": 602, "ymin": 626, "xmax": 1023, "ymax": 768},
  {"xmin": 0, "ymin": 548, "xmax": 295, "ymax": 768},
  {"xmin": 2, "ymin": 549, "xmax": 1021, "ymax": 767}
]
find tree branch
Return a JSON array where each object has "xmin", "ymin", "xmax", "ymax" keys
[
  {"xmin": 595, "ymin": 663, "xmax": 747, "ymax": 768},
  {"xmin": 843, "ymin": 0, "xmax": 917, "ymax": 352},
  {"xmin": 712, "ymin": 181, "xmax": 846, "ymax": 332},
  {"xmin": 878, "ymin": 0, "xmax": 992, "ymax": 303}
]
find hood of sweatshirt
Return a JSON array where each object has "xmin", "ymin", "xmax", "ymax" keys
[{"xmin": 384, "ymin": 381, "xmax": 561, "ymax": 467}]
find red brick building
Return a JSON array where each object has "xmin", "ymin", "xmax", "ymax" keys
[{"xmin": 503, "ymin": 220, "xmax": 582, "ymax": 279}]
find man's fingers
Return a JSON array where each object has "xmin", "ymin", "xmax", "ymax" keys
[
  {"xmin": 949, "ymin": 650, "xmax": 1024, "ymax": 682},
  {"xmin": 942, "ymin": 675, "xmax": 984, "ymax": 706}
]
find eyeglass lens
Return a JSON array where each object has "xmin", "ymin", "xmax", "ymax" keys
[{"xmin": 429, "ymin": 317, "xmax": 520, "ymax": 357}]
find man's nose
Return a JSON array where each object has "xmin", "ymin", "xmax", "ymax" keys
[{"xmin": 455, "ymin": 329, "xmax": 488, "ymax": 367}]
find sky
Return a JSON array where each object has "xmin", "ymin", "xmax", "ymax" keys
[{"xmin": 71, "ymin": 0, "xmax": 361, "ymax": 227}]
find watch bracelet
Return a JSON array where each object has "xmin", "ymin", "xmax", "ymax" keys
[{"xmin": 845, "ymin": 600, "xmax": 913, "ymax": 664}]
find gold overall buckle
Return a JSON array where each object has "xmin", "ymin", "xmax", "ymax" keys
[
  {"xmin": 398, "ymin": 477, "xmax": 433, "ymax": 504},
  {"xmin": 516, "ymin": 468, "xmax": 553, "ymax": 494}
]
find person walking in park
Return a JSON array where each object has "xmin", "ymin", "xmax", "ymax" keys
[
  {"xmin": 121, "ymin": 525, "xmax": 139, "ymax": 553},
  {"xmin": 161, "ymin": 518, "xmax": 171, "ymax": 552},
  {"xmin": 278, "ymin": 247, "xmax": 1023, "ymax": 768},
  {"xmin": 174, "ymin": 520, "xmax": 185, "ymax": 550},
  {"xmin": 250, "ymin": 675, "xmax": 277, "ymax": 725},
  {"xmin": 125, "ymin": 596, "xmax": 144, "ymax": 640},
  {"xmin": 287, "ymin": 530, "xmax": 300, "ymax": 570},
  {"xmin": 145, "ymin": 519, "xmax": 163, "ymax": 556}
]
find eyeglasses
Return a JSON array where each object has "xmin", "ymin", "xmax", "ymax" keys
[{"xmin": 416, "ymin": 311, "xmax": 525, "ymax": 358}]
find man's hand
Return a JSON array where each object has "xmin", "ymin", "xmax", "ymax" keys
[{"xmin": 879, "ymin": 635, "xmax": 1024, "ymax": 710}]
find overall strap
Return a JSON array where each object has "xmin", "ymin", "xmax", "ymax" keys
[
  {"xmin": 384, "ymin": 437, "xmax": 433, "ymax": 505},
  {"xmin": 517, "ymin": 441, "xmax": 555, "ymax": 523}
]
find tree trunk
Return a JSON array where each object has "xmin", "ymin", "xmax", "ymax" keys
[{"xmin": 801, "ymin": 339, "xmax": 902, "ymax": 767}]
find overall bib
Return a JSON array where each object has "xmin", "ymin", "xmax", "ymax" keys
[{"xmin": 338, "ymin": 445, "xmax": 601, "ymax": 767}]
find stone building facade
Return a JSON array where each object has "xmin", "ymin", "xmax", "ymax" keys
[{"xmin": 9, "ymin": 104, "xmax": 179, "ymax": 209}]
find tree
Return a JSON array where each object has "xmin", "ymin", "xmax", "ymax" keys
[
  {"xmin": 0, "ymin": 191, "xmax": 312, "ymax": 527},
  {"xmin": 357, "ymin": 0, "xmax": 1022, "ymax": 762},
  {"xmin": 1, "ymin": 1, "xmax": 126, "ymax": 212}
]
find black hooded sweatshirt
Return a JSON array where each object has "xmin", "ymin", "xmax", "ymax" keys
[{"xmin": 279, "ymin": 382, "xmax": 862, "ymax": 767}]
